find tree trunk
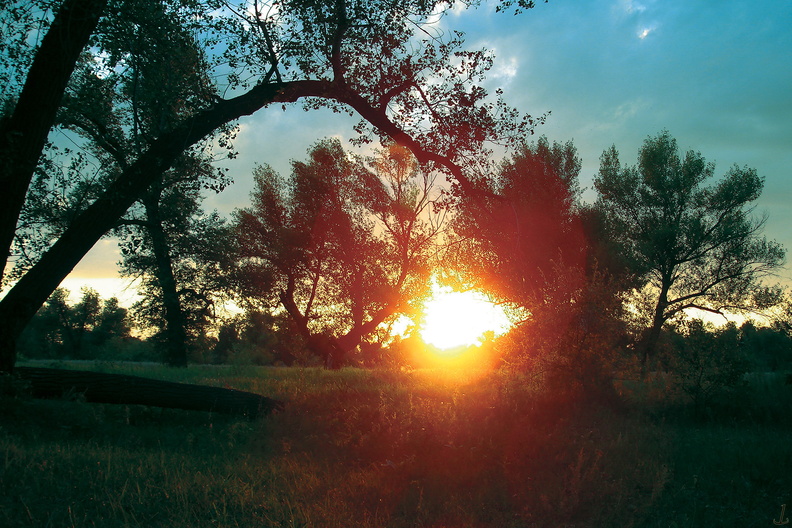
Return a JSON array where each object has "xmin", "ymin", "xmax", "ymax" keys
[
  {"xmin": 142, "ymin": 193, "xmax": 189, "ymax": 367},
  {"xmin": 640, "ymin": 285, "xmax": 670, "ymax": 379},
  {"xmin": 14, "ymin": 367, "xmax": 283, "ymax": 418},
  {"xmin": 0, "ymin": 80, "xmax": 328, "ymax": 373},
  {"xmin": 0, "ymin": 73, "xmax": 477, "ymax": 374},
  {"xmin": 0, "ymin": 0, "xmax": 107, "ymax": 280}
]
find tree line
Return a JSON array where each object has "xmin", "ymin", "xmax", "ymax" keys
[
  {"xmin": 0, "ymin": 0, "xmax": 540, "ymax": 372},
  {"xmin": 16, "ymin": 133, "xmax": 792, "ymax": 383},
  {"xmin": 2, "ymin": 0, "xmax": 789, "ymax": 394}
]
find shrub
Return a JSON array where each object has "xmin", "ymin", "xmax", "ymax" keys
[{"xmin": 669, "ymin": 319, "xmax": 748, "ymax": 414}]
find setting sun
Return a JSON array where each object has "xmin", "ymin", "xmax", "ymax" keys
[{"xmin": 420, "ymin": 281, "xmax": 512, "ymax": 352}]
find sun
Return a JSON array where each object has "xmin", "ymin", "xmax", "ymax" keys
[{"xmin": 420, "ymin": 281, "xmax": 512, "ymax": 353}]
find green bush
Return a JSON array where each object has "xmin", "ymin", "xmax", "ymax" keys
[{"xmin": 669, "ymin": 319, "xmax": 748, "ymax": 414}]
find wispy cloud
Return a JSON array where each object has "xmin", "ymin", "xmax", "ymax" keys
[
  {"xmin": 490, "ymin": 55, "xmax": 518, "ymax": 84},
  {"xmin": 621, "ymin": 0, "xmax": 647, "ymax": 14},
  {"xmin": 637, "ymin": 24, "xmax": 657, "ymax": 39}
]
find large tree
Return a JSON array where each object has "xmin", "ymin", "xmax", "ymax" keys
[
  {"xmin": 0, "ymin": 0, "xmax": 543, "ymax": 372},
  {"xmin": 62, "ymin": 0, "xmax": 226, "ymax": 362},
  {"xmin": 593, "ymin": 130, "xmax": 786, "ymax": 376},
  {"xmin": 442, "ymin": 137, "xmax": 631, "ymax": 388},
  {"xmin": 447, "ymin": 137, "xmax": 587, "ymax": 330},
  {"xmin": 120, "ymin": 198, "xmax": 236, "ymax": 365},
  {"xmin": 8, "ymin": 1, "xmax": 229, "ymax": 367},
  {"xmin": 234, "ymin": 139, "xmax": 441, "ymax": 367},
  {"xmin": 0, "ymin": 0, "xmax": 108, "ymax": 280}
]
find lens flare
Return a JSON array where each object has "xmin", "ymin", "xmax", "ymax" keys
[{"xmin": 420, "ymin": 281, "xmax": 511, "ymax": 353}]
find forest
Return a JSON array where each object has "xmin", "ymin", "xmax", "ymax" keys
[{"xmin": 2, "ymin": 0, "xmax": 792, "ymax": 526}]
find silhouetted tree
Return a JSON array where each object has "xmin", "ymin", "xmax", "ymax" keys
[
  {"xmin": 10, "ymin": 6, "xmax": 229, "ymax": 365},
  {"xmin": 447, "ymin": 138, "xmax": 594, "ymax": 362},
  {"xmin": 91, "ymin": 296, "xmax": 131, "ymax": 347},
  {"xmin": 0, "ymin": 0, "xmax": 108, "ymax": 281},
  {"xmin": 18, "ymin": 287, "xmax": 132, "ymax": 359},
  {"xmin": 0, "ymin": 0, "xmax": 544, "ymax": 372},
  {"xmin": 668, "ymin": 319, "xmax": 748, "ymax": 415},
  {"xmin": 449, "ymin": 137, "xmax": 584, "ymax": 307},
  {"xmin": 594, "ymin": 131, "xmax": 786, "ymax": 377},
  {"xmin": 122, "ymin": 209, "xmax": 236, "ymax": 365},
  {"xmin": 234, "ymin": 140, "xmax": 441, "ymax": 367},
  {"xmin": 739, "ymin": 320, "xmax": 792, "ymax": 372},
  {"xmin": 66, "ymin": 2, "xmax": 226, "ymax": 367},
  {"xmin": 212, "ymin": 322, "xmax": 239, "ymax": 365}
]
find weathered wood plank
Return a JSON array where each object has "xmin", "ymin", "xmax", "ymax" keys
[{"xmin": 15, "ymin": 367, "xmax": 284, "ymax": 418}]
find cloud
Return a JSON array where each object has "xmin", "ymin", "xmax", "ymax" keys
[
  {"xmin": 424, "ymin": 0, "xmax": 468, "ymax": 34},
  {"xmin": 489, "ymin": 54, "xmax": 519, "ymax": 85},
  {"xmin": 613, "ymin": 0, "xmax": 647, "ymax": 19},
  {"xmin": 621, "ymin": 0, "xmax": 647, "ymax": 14},
  {"xmin": 637, "ymin": 25, "xmax": 656, "ymax": 39}
]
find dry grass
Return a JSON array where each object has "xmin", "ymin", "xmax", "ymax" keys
[{"xmin": 2, "ymin": 363, "xmax": 791, "ymax": 527}]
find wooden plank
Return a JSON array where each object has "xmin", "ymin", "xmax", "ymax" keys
[{"xmin": 15, "ymin": 367, "xmax": 284, "ymax": 418}]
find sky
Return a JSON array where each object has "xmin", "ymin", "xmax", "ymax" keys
[{"xmin": 63, "ymin": 0, "xmax": 792, "ymax": 302}]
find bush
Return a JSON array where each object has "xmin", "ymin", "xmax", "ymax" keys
[{"xmin": 669, "ymin": 319, "xmax": 748, "ymax": 414}]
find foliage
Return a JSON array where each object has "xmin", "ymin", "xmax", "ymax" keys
[
  {"xmin": 448, "ymin": 137, "xmax": 585, "ymax": 309},
  {"xmin": 1, "ymin": 0, "xmax": 545, "ymax": 372},
  {"xmin": 593, "ymin": 130, "xmax": 786, "ymax": 374},
  {"xmin": 445, "ymin": 137, "xmax": 622, "ymax": 385},
  {"xmin": 0, "ymin": 0, "xmax": 50, "ymax": 95},
  {"xmin": 667, "ymin": 319, "xmax": 748, "ymax": 413},
  {"xmin": 234, "ymin": 139, "xmax": 442, "ymax": 365},
  {"xmin": 17, "ymin": 287, "xmax": 133, "ymax": 360},
  {"xmin": 209, "ymin": 0, "xmax": 540, "ymax": 172},
  {"xmin": 739, "ymin": 320, "xmax": 792, "ymax": 372},
  {"xmin": 6, "ymin": 0, "xmax": 237, "ymax": 367},
  {"xmin": 212, "ymin": 309, "xmax": 311, "ymax": 366},
  {"xmin": 121, "ymin": 208, "xmax": 237, "ymax": 358}
]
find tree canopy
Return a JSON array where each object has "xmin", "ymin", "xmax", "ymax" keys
[
  {"xmin": 593, "ymin": 130, "xmax": 786, "ymax": 375},
  {"xmin": 447, "ymin": 137, "xmax": 586, "ymax": 323},
  {"xmin": 234, "ymin": 139, "xmax": 441, "ymax": 366},
  {"xmin": 0, "ymin": 0, "xmax": 542, "ymax": 372}
]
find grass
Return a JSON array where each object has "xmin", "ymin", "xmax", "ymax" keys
[{"xmin": 2, "ymin": 363, "xmax": 792, "ymax": 527}]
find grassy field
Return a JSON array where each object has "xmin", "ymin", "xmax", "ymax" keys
[{"xmin": 2, "ymin": 362, "xmax": 791, "ymax": 527}]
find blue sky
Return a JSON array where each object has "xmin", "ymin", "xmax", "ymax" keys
[{"xmin": 65, "ymin": 0, "xmax": 792, "ymax": 298}]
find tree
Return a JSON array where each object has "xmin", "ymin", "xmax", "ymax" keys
[
  {"xmin": 16, "ymin": 288, "xmax": 72, "ymax": 359},
  {"xmin": 234, "ymin": 139, "xmax": 441, "ymax": 367},
  {"xmin": 122, "ymin": 209, "xmax": 237, "ymax": 365},
  {"xmin": 17, "ymin": 287, "xmax": 132, "ymax": 359},
  {"xmin": 447, "ymin": 137, "xmax": 588, "ymax": 351},
  {"xmin": 593, "ymin": 131, "xmax": 786, "ymax": 377},
  {"xmin": 0, "ymin": 0, "xmax": 108, "ymax": 281},
  {"xmin": 0, "ymin": 0, "xmax": 543, "ymax": 373},
  {"xmin": 92, "ymin": 296, "xmax": 131, "ymax": 347},
  {"xmin": 61, "ymin": 1, "xmax": 227, "ymax": 367},
  {"xmin": 668, "ymin": 319, "xmax": 748, "ymax": 415},
  {"xmin": 449, "ymin": 137, "xmax": 583, "ymax": 304},
  {"xmin": 6, "ymin": 7, "xmax": 229, "ymax": 366},
  {"xmin": 445, "ymin": 138, "xmax": 630, "ymax": 394}
]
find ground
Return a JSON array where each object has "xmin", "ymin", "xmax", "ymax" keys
[{"xmin": 1, "ymin": 363, "xmax": 791, "ymax": 527}]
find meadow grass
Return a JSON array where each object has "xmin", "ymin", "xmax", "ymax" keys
[{"xmin": 2, "ymin": 362, "xmax": 791, "ymax": 527}]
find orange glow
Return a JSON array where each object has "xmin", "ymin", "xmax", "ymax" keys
[{"xmin": 419, "ymin": 280, "xmax": 511, "ymax": 354}]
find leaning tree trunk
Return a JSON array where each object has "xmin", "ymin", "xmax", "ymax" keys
[
  {"xmin": 0, "ymin": 0, "xmax": 108, "ymax": 279},
  {"xmin": 15, "ymin": 367, "xmax": 283, "ymax": 418},
  {"xmin": 0, "ymin": 80, "xmax": 322, "ymax": 373}
]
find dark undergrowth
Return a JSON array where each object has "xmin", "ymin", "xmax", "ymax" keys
[{"xmin": 2, "ymin": 363, "xmax": 791, "ymax": 527}]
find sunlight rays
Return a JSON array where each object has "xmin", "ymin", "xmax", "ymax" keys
[{"xmin": 419, "ymin": 280, "xmax": 512, "ymax": 353}]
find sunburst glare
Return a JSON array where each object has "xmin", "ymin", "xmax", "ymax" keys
[{"xmin": 420, "ymin": 280, "xmax": 512, "ymax": 353}]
